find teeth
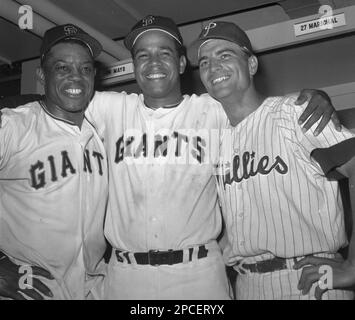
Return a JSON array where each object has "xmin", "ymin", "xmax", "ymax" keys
[
  {"xmin": 212, "ymin": 76, "xmax": 229, "ymax": 84},
  {"xmin": 65, "ymin": 88, "xmax": 82, "ymax": 95},
  {"xmin": 146, "ymin": 73, "xmax": 166, "ymax": 79}
]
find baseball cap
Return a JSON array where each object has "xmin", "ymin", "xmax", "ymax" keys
[
  {"xmin": 124, "ymin": 15, "xmax": 183, "ymax": 51},
  {"xmin": 188, "ymin": 21, "xmax": 253, "ymax": 66},
  {"xmin": 40, "ymin": 24, "xmax": 102, "ymax": 61}
]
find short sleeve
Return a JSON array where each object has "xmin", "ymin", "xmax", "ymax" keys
[
  {"xmin": 282, "ymin": 95, "xmax": 355, "ymax": 159},
  {"xmin": 86, "ymin": 91, "xmax": 126, "ymax": 138},
  {"xmin": 0, "ymin": 110, "xmax": 15, "ymax": 170},
  {"xmin": 311, "ymin": 138, "xmax": 355, "ymax": 179}
]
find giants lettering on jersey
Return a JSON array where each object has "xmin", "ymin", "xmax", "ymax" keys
[
  {"xmin": 218, "ymin": 151, "xmax": 288, "ymax": 187},
  {"xmin": 114, "ymin": 131, "xmax": 206, "ymax": 164},
  {"xmin": 29, "ymin": 149, "xmax": 104, "ymax": 189}
]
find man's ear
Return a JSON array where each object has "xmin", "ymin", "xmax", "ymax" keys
[
  {"xmin": 36, "ymin": 67, "xmax": 45, "ymax": 86},
  {"xmin": 179, "ymin": 55, "xmax": 187, "ymax": 74},
  {"xmin": 248, "ymin": 55, "xmax": 258, "ymax": 77}
]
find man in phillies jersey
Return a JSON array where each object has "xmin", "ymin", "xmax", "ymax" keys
[
  {"xmin": 87, "ymin": 15, "xmax": 340, "ymax": 300},
  {"xmin": 0, "ymin": 25, "xmax": 108, "ymax": 299},
  {"xmin": 188, "ymin": 21, "xmax": 355, "ymax": 299}
]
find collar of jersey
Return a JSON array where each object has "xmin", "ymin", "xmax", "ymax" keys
[
  {"xmin": 139, "ymin": 94, "xmax": 187, "ymax": 114},
  {"xmin": 39, "ymin": 100, "xmax": 78, "ymax": 126}
]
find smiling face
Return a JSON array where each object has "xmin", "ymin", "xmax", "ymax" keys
[
  {"xmin": 41, "ymin": 41, "xmax": 95, "ymax": 121},
  {"xmin": 198, "ymin": 39, "xmax": 255, "ymax": 103},
  {"xmin": 132, "ymin": 30, "xmax": 186, "ymax": 107}
]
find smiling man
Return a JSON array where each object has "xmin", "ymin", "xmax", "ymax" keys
[
  {"xmin": 86, "ymin": 15, "xmax": 341, "ymax": 300},
  {"xmin": 0, "ymin": 24, "xmax": 108, "ymax": 299},
  {"xmin": 188, "ymin": 21, "xmax": 355, "ymax": 300}
]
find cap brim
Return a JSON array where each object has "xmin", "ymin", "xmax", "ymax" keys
[
  {"xmin": 42, "ymin": 33, "xmax": 102, "ymax": 60},
  {"xmin": 124, "ymin": 27, "xmax": 181, "ymax": 51},
  {"xmin": 75, "ymin": 34, "xmax": 102, "ymax": 58},
  {"xmin": 188, "ymin": 35, "xmax": 251, "ymax": 67}
]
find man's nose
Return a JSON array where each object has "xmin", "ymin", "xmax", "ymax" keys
[
  {"xmin": 149, "ymin": 54, "xmax": 162, "ymax": 65},
  {"xmin": 209, "ymin": 58, "xmax": 222, "ymax": 71},
  {"xmin": 69, "ymin": 66, "xmax": 83, "ymax": 79}
]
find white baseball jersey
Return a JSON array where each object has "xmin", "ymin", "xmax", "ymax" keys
[
  {"xmin": 0, "ymin": 101, "xmax": 108, "ymax": 300},
  {"xmin": 87, "ymin": 91, "xmax": 231, "ymax": 299},
  {"xmin": 216, "ymin": 95, "xmax": 355, "ymax": 300},
  {"xmin": 216, "ymin": 95, "xmax": 355, "ymax": 266}
]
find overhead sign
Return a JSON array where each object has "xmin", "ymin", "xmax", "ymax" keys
[
  {"xmin": 294, "ymin": 13, "xmax": 346, "ymax": 37},
  {"xmin": 100, "ymin": 61, "xmax": 134, "ymax": 80}
]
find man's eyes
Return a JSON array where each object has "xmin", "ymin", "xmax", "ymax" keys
[
  {"xmin": 160, "ymin": 50, "xmax": 172, "ymax": 57},
  {"xmin": 54, "ymin": 64, "xmax": 93, "ymax": 74},
  {"xmin": 81, "ymin": 66, "xmax": 94, "ymax": 74},
  {"xmin": 55, "ymin": 65, "xmax": 70, "ymax": 72},
  {"xmin": 220, "ymin": 53, "xmax": 232, "ymax": 60},
  {"xmin": 135, "ymin": 50, "xmax": 173, "ymax": 60},
  {"xmin": 136, "ymin": 53, "xmax": 148, "ymax": 60},
  {"xmin": 199, "ymin": 60, "xmax": 209, "ymax": 68}
]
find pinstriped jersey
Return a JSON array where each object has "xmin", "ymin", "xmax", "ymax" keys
[
  {"xmin": 0, "ymin": 102, "xmax": 108, "ymax": 299},
  {"xmin": 216, "ymin": 95, "xmax": 355, "ymax": 265},
  {"xmin": 87, "ymin": 91, "xmax": 227, "ymax": 252}
]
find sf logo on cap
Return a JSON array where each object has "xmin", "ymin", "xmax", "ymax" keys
[
  {"xmin": 202, "ymin": 22, "xmax": 217, "ymax": 37},
  {"xmin": 142, "ymin": 15, "xmax": 155, "ymax": 27},
  {"xmin": 64, "ymin": 25, "xmax": 78, "ymax": 36}
]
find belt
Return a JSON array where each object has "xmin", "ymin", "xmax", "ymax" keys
[
  {"xmin": 115, "ymin": 245, "xmax": 209, "ymax": 266},
  {"xmin": 238, "ymin": 256, "xmax": 290, "ymax": 274}
]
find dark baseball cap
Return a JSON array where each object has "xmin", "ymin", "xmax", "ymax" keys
[
  {"xmin": 40, "ymin": 24, "xmax": 102, "ymax": 61},
  {"xmin": 188, "ymin": 21, "xmax": 253, "ymax": 66},
  {"xmin": 124, "ymin": 15, "xmax": 183, "ymax": 51}
]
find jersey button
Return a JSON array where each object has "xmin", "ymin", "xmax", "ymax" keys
[
  {"xmin": 240, "ymin": 240, "xmax": 245, "ymax": 246},
  {"xmin": 238, "ymin": 212, "xmax": 244, "ymax": 218}
]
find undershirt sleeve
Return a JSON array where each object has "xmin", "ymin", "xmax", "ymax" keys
[{"xmin": 311, "ymin": 137, "xmax": 355, "ymax": 179}]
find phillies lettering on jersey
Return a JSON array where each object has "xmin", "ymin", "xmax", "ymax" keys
[
  {"xmin": 216, "ymin": 95, "xmax": 355, "ymax": 300},
  {"xmin": 30, "ymin": 149, "xmax": 104, "ymax": 189},
  {"xmin": 217, "ymin": 95, "xmax": 355, "ymax": 265},
  {"xmin": 217, "ymin": 151, "xmax": 288, "ymax": 187}
]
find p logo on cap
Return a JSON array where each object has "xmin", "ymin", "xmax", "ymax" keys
[
  {"xmin": 202, "ymin": 22, "xmax": 217, "ymax": 37},
  {"xmin": 187, "ymin": 21, "xmax": 253, "ymax": 66}
]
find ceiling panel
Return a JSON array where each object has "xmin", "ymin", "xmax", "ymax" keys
[
  {"xmin": 115, "ymin": 0, "xmax": 282, "ymax": 26},
  {"xmin": 0, "ymin": 17, "xmax": 42, "ymax": 62},
  {"xmin": 45, "ymin": 0, "xmax": 283, "ymax": 40},
  {"xmin": 0, "ymin": 0, "xmax": 354, "ymax": 67},
  {"xmin": 45, "ymin": 0, "xmax": 136, "ymax": 39},
  {"xmin": 0, "ymin": 0, "xmax": 283, "ymax": 65}
]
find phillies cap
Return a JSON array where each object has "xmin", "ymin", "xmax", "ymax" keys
[
  {"xmin": 124, "ymin": 15, "xmax": 183, "ymax": 50},
  {"xmin": 40, "ymin": 24, "xmax": 102, "ymax": 61},
  {"xmin": 188, "ymin": 21, "xmax": 253, "ymax": 66}
]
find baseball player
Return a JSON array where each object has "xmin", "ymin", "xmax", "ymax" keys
[
  {"xmin": 85, "ymin": 15, "xmax": 339, "ymax": 300},
  {"xmin": 188, "ymin": 21, "xmax": 355, "ymax": 300},
  {"xmin": 0, "ymin": 24, "xmax": 108, "ymax": 300}
]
